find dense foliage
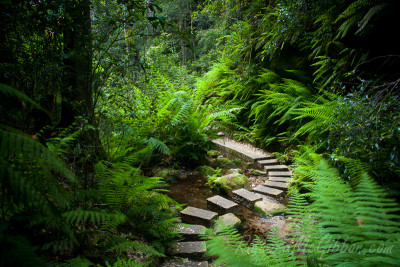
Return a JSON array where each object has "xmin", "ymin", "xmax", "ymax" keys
[{"xmin": 1, "ymin": 0, "xmax": 400, "ymax": 265}]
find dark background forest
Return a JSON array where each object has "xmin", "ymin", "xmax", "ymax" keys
[{"xmin": 1, "ymin": 0, "xmax": 400, "ymax": 266}]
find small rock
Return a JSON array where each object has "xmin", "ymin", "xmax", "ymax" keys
[
  {"xmin": 213, "ymin": 213, "xmax": 241, "ymax": 233},
  {"xmin": 254, "ymin": 199, "xmax": 286, "ymax": 217}
]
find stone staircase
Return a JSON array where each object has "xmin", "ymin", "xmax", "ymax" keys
[{"xmin": 164, "ymin": 138, "xmax": 293, "ymax": 266}]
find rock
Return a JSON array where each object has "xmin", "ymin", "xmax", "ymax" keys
[
  {"xmin": 264, "ymin": 165, "xmax": 289, "ymax": 173},
  {"xmin": 254, "ymin": 199, "xmax": 286, "ymax": 216},
  {"xmin": 265, "ymin": 216, "xmax": 288, "ymax": 239},
  {"xmin": 211, "ymin": 157, "xmax": 236, "ymax": 169},
  {"xmin": 269, "ymin": 171, "xmax": 292, "ymax": 177},
  {"xmin": 213, "ymin": 213, "xmax": 241, "ymax": 233},
  {"xmin": 212, "ymin": 138, "xmax": 272, "ymax": 164},
  {"xmin": 207, "ymin": 195, "xmax": 239, "ymax": 215},
  {"xmin": 252, "ymin": 185, "xmax": 284, "ymax": 198},
  {"xmin": 162, "ymin": 260, "xmax": 209, "ymax": 267},
  {"xmin": 263, "ymin": 180, "xmax": 289, "ymax": 190},
  {"xmin": 168, "ymin": 241, "xmax": 206, "ymax": 259},
  {"xmin": 255, "ymin": 159, "xmax": 279, "ymax": 169},
  {"xmin": 233, "ymin": 158, "xmax": 242, "ymax": 166},
  {"xmin": 175, "ymin": 224, "xmax": 206, "ymax": 241},
  {"xmin": 249, "ymin": 169, "xmax": 266, "ymax": 176},
  {"xmin": 207, "ymin": 150, "xmax": 221, "ymax": 158},
  {"xmin": 208, "ymin": 169, "xmax": 249, "ymax": 195},
  {"xmin": 155, "ymin": 168, "xmax": 177, "ymax": 183},
  {"xmin": 268, "ymin": 176, "xmax": 292, "ymax": 182},
  {"xmin": 232, "ymin": 188, "xmax": 263, "ymax": 209},
  {"xmin": 196, "ymin": 165, "xmax": 216, "ymax": 177},
  {"xmin": 180, "ymin": 206, "xmax": 218, "ymax": 227}
]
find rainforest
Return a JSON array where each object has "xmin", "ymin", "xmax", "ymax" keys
[{"xmin": 1, "ymin": 0, "xmax": 400, "ymax": 266}]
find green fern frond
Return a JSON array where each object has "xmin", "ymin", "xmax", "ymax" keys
[
  {"xmin": 143, "ymin": 137, "xmax": 170, "ymax": 155},
  {"xmin": 107, "ymin": 240, "xmax": 164, "ymax": 258},
  {"xmin": 0, "ymin": 125, "xmax": 77, "ymax": 183},
  {"xmin": 62, "ymin": 209, "xmax": 126, "ymax": 227},
  {"xmin": 105, "ymin": 258, "xmax": 145, "ymax": 267},
  {"xmin": 62, "ymin": 257, "xmax": 94, "ymax": 267},
  {"xmin": 0, "ymin": 83, "xmax": 49, "ymax": 115},
  {"xmin": 356, "ymin": 3, "xmax": 387, "ymax": 34}
]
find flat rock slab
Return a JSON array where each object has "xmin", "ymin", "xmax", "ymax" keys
[
  {"xmin": 162, "ymin": 261, "xmax": 209, "ymax": 267},
  {"xmin": 268, "ymin": 176, "xmax": 292, "ymax": 182},
  {"xmin": 175, "ymin": 224, "xmax": 206, "ymax": 241},
  {"xmin": 181, "ymin": 207, "xmax": 218, "ymax": 227},
  {"xmin": 168, "ymin": 241, "xmax": 206, "ymax": 259},
  {"xmin": 269, "ymin": 171, "xmax": 292, "ymax": 177},
  {"xmin": 263, "ymin": 181, "xmax": 289, "ymax": 190},
  {"xmin": 232, "ymin": 188, "xmax": 263, "ymax": 209},
  {"xmin": 255, "ymin": 159, "xmax": 279, "ymax": 169},
  {"xmin": 213, "ymin": 213, "xmax": 241, "ymax": 233},
  {"xmin": 253, "ymin": 185, "xmax": 284, "ymax": 198},
  {"xmin": 207, "ymin": 195, "xmax": 239, "ymax": 215},
  {"xmin": 264, "ymin": 165, "xmax": 289, "ymax": 173},
  {"xmin": 255, "ymin": 199, "xmax": 286, "ymax": 216},
  {"xmin": 212, "ymin": 138, "xmax": 272, "ymax": 163}
]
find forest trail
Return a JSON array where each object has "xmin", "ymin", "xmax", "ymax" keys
[{"xmin": 163, "ymin": 137, "xmax": 292, "ymax": 265}]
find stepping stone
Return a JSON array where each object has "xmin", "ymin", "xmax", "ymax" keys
[
  {"xmin": 207, "ymin": 195, "xmax": 239, "ymax": 215},
  {"xmin": 162, "ymin": 261, "xmax": 208, "ymax": 267},
  {"xmin": 252, "ymin": 185, "xmax": 284, "ymax": 198},
  {"xmin": 180, "ymin": 206, "xmax": 218, "ymax": 227},
  {"xmin": 269, "ymin": 176, "xmax": 292, "ymax": 182},
  {"xmin": 175, "ymin": 224, "xmax": 206, "ymax": 241},
  {"xmin": 168, "ymin": 241, "xmax": 206, "ymax": 259},
  {"xmin": 232, "ymin": 188, "xmax": 263, "ymax": 209},
  {"xmin": 213, "ymin": 213, "xmax": 241, "ymax": 233},
  {"xmin": 269, "ymin": 171, "xmax": 292, "ymax": 177},
  {"xmin": 212, "ymin": 138, "xmax": 272, "ymax": 163},
  {"xmin": 263, "ymin": 181, "xmax": 289, "ymax": 190},
  {"xmin": 264, "ymin": 165, "xmax": 289, "ymax": 173},
  {"xmin": 256, "ymin": 159, "xmax": 279, "ymax": 169}
]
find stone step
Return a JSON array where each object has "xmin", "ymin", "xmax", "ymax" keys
[
  {"xmin": 175, "ymin": 224, "xmax": 206, "ymax": 241},
  {"xmin": 269, "ymin": 171, "xmax": 292, "ymax": 177},
  {"xmin": 268, "ymin": 176, "xmax": 292, "ymax": 182},
  {"xmin": 256, "ymin": 158, "xmax": 279, "ymax": 168},
  {"xmin": 212, "ymin": 138, "xmax": 272, "ymax": 163},
  {"xmin": 162, "ymin": 260, "xmax": 209, "ymax": 267},
  {"xmin": 232, "ymin": 188, "xmax": 263, "ymax": 209},
  {"xmin": 252, "ymin": 185, "xmax": 284, "ymax": 198},
  {"xmin": 207, "ymin": 195, "xmax": 239, "ymax": 215},
  {"xmin": 263, "ymin": 181, "xmax": 289, "ymax": 190},
  {"xmin": 180, "ymin": 207, "xmax": 218, "ymax": 227},
  {"xmin": 168, "ymin": 241, "xmax": 206, "ymax": 260},
  {"xmin": 264, "ymin": 165, "xmax": 289, "ymax": 173}
]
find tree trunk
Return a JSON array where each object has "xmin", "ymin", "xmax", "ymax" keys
[{"xmin": 62, "ymin": 0, "xmax": 106, "ymax": 170}]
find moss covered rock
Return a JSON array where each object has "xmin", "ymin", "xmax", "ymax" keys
[
  {"xmin": 154, "ymin": 168, "xmax": 177, "ymax": 183},
  {"xmin": 213, "ymin": 213, "xmax": 242, "ymax": 233},
  {"xmin": 207, "ymin": 150, "xmax": 221, "ymax": 158},
  {"xmin": 254, "ymin": 200, "xmax": 286, "ymax": 217},
  {"xmin": 208, "ymin": 169, "xmax": 249, "ymax": 195},
  {"xmin": 233, "ymin": 158, "xmax": 242, "ymax": 166},
  {"xmin": 196, "ymin": 165, "xmax": 216, "ymax": 177},
  {"xmin": 211, "ymin": 157, "xmax": 236, "ymax": 169}
]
